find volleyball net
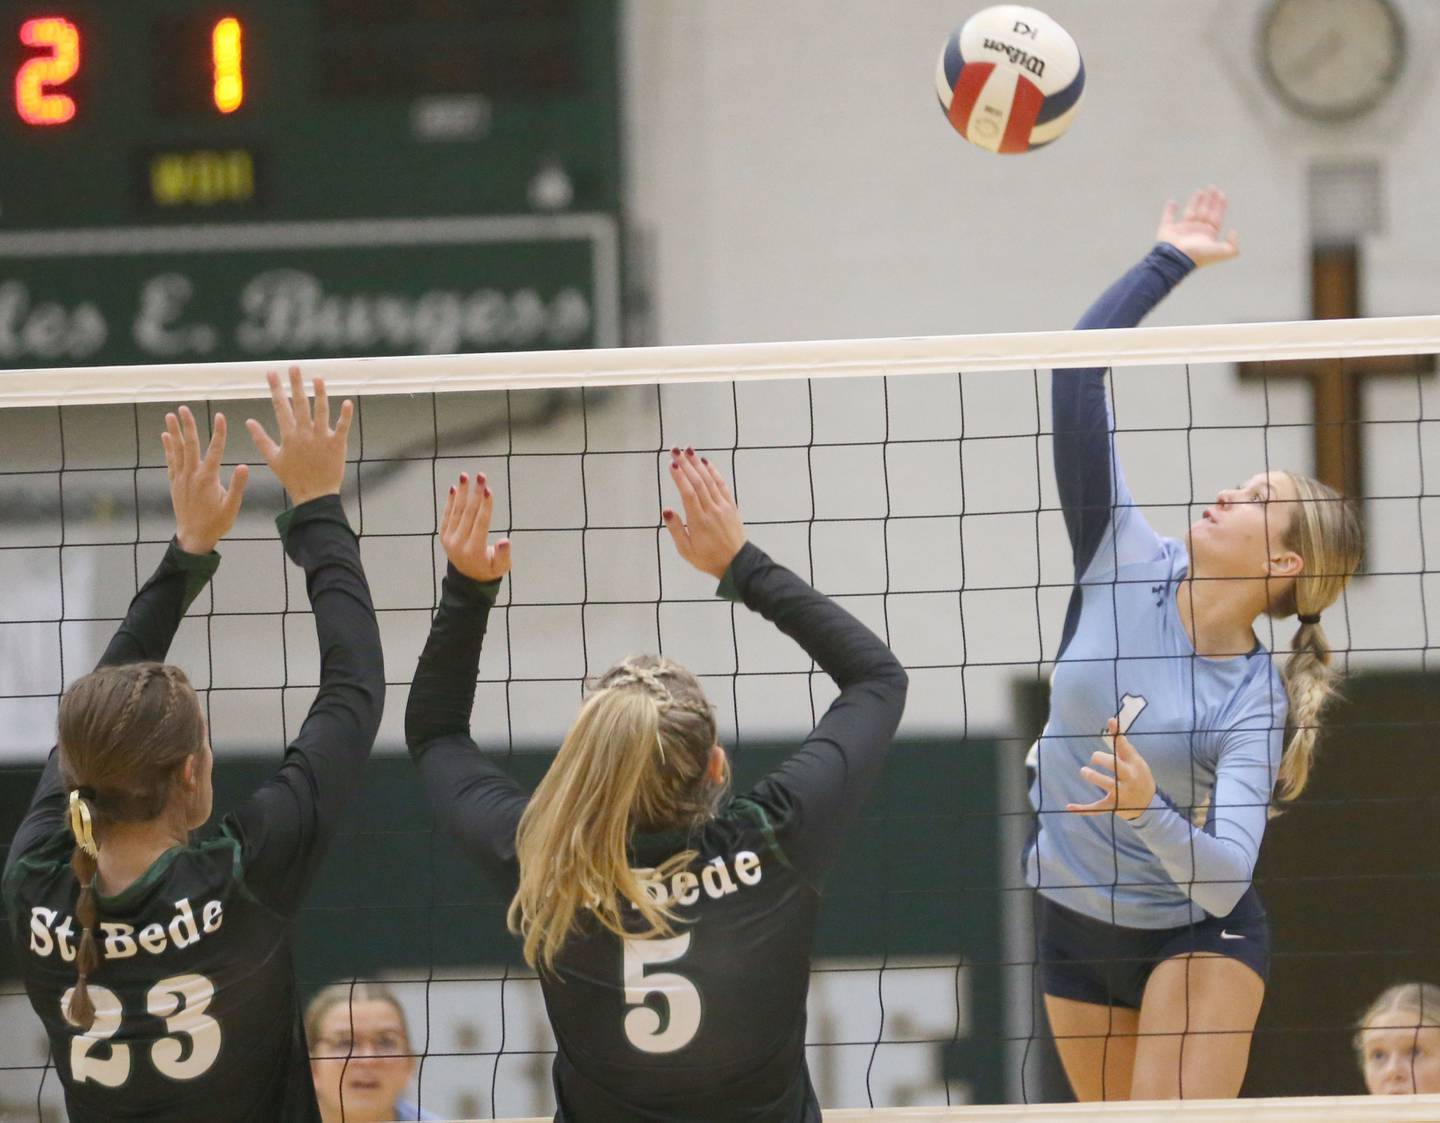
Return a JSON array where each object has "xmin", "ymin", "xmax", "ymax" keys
[{"xmin": 1, "ymin": 315, "xmax": 1438, "ymax": 1118}]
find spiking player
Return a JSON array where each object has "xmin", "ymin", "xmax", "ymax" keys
[
  {"xmin": 4, "ymin": 369, "xmax": 384, "ymax": 1121},
  {"xmin": 1029, "ymin": 189, "xmax": 1363, "ymax": 1100},
  {"xmin": 406, "ymin": 451, "xmax": 908, "ymax": 1121}
]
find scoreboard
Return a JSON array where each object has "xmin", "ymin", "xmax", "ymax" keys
[{"xmin": 0, "ymin": 0, "xmax": 622, "ymax": 367}]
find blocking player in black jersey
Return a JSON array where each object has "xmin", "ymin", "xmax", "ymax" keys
[
  {"xmin": 3, "ymin": 369, "xmax": 384, "ymax": 1122},
  {"xmin": 406, "ymin": 449, "xmax": 908, "ymax": 1122}
]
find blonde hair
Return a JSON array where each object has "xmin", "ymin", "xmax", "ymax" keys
[
  {"xmin": 304, "ymin": 981, "xmax": 412, "ymax": 1053},
  {"xmin": 1266, "ymin": 472, "xmax": 1363, "ymax": 804},
  {"xmin": 507, "ymin": 656, "xmax": 722, "ymax": 972},
  {"xmin": 1353, "ymin": 982, "xmax": 1440, "ymax": 1058}
]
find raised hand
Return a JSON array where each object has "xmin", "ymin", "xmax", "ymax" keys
[
  {"xmin": 1066, "ymin": 719, "xmax": 1158, "ymax": 820},
  {"xmin": 161, "ymin": 405, "xmax": 249, "ymax": 555},
  {"xmin": 662, "ymin": 447, "xmax": 746, "ymax": 580},
  {"xmin": 1156, "ymin": 185, "xmax": 1239, "ymax": 269},
  {"xmin": 245, "ymin": 367, "xmax": 353, "ymax": 505},
  {"xmin": 440, "ymin": 472, "xmax": 511, "ymax": 582}
]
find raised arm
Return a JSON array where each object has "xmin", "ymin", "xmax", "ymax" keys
[
  {"xmin": 405, "ymin": 473, "xmax": 528, "ymax": 896},
  {"xmin": 5, "ymin": 407, "xmax": 245, "ymax": 884},
  {"xmin": 663, "ymin": 450, "xmax": 908, "ymax": 885},
  {"xmin": 1054, "ymin": 189, "xmax": 1236, "ymax": 579},
  {"xmin": 224, "ymin": 369, "xmax": 385, "ymax": 916}
]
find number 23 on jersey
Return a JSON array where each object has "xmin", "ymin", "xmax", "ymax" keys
[{"xmin": 62, "ymin": 973, "xmax": 221, "ymax": 1086}]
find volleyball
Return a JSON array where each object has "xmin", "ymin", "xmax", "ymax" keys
[{"xmin": 935, "ymin": 5, "xmax": 1085, "ymax": 154}]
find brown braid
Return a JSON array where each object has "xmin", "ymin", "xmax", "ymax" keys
[{"xmin": 66, "ymin": 799, "xmax": 101, "ymax": 1030}]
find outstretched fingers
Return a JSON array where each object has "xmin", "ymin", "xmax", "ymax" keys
[
  {"xmin": 662, "ymin": 504, "xmax": 693, "ymax": 560},
  {"xmin": 334, "ymin": 398, "xmax": 354, "ymax": 443},
  {"xmin": 440, "ymin": 480, "xmax": 460, "ymax": 540},
  {"xmin": 162, "ymin": 412, "xmax": 186, "ymax": 479},
  {"xmin": 313, "ymin": 376, "xmax": 330, "ymax": 433},
  {"xmin": 222, "ymin": 462, "xmax": 250, "ymax": 518},
  {"xmin": 454, "ymin": 473, "xmax": 486, "ymax": 542},
  {"xmin": 668, "ymin": 452, "xmax": 705, "ymax": 519},
  {"xmin": 467, "ymin": 478, "xmax": 495, "ymax": 550},
  {"xmin": 266, "ymin": 370, "xmax": 295, "ymax": 432},
  {"xmin": 682, "ymin": 448, "xmax": 724, "ymax": 509},
  {"xmin": 202, "ymin": 412, "xmax": 229, "ymax": 473},
  {"xmin": 288, "ymin": 366, "xmax": 312, "ymax": 426},
  {"xmin": 245, "ymin": 417, "xmax": 280, "ymax": 464}
]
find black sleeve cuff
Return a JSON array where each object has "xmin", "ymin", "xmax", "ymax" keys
[
  {"xmin": 275, "ymin": 494, "xmax": 352, "ymax": 556},
  {"xmin": 444, "ymin": 563, "xmax": 503, "ymax": 607},
  {"xmin": 163, "ymin": 539, "xmax": 221, "ymax": 614},
  {"xmin": 715, "ymin": 541, "xmax": 766, "ymax": 604}
]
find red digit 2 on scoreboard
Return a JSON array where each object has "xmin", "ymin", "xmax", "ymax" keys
[{"xmin": 15, "ymin": 16, "xmax": 80, "ymax": 126}]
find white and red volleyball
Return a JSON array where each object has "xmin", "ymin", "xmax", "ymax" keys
[{"xmin": 935, "ymin": 6, "xmax": 1085, "ymax": 154}]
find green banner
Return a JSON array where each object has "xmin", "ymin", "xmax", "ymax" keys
[{"xmin": 0, "ymin": 214, "xmax": 619, "ymax": 367}]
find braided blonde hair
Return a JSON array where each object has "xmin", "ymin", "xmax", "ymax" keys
[
  {"xmin": 1267, "ymin": 472, "xmax": 1363, "ymax": 804},
  {"xmin": 508, "ymin": 655, "xmax": 723, "ymax": 972}
]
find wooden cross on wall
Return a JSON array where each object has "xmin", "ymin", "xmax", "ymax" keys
[{"xmin": 1238, "ymin": 245, "xmax": 1435, "ymax": 502}]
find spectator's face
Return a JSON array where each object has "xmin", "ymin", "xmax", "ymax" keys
[
  {"xmin": 310, "ymin": 999, "xmax": 415, "ymax": 1122},
  {"xmin": 1360, "ymin": 1014, "xmax": 1440, "ymax": 1095}
]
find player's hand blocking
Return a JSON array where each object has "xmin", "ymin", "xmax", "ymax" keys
[
  {"xmin": 161, "ymin": 404, "xmax": 249, "ymax": 555},
  {"xmin": 246, "ymin": 366, "xmax": 354, "ymax": 505},
  {"xmin": 1156, "ymin": 185, "xmax": 1239, "ymax": 269},
  {"xmin": 440, "ymin": 472, "xmax": 511, "ymax": 583},
  {"xmin": 1067, "ymin": 718, "xmax": 1158, "ymax": 821},
  {"xmin": 663, "ymin": 447, "xmax": 746, "ymax": 580}
]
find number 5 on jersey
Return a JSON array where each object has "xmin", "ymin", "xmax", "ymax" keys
[
  {"xmin": 623, "ymin": 933, "xmax": 701, "ymax": 1054},
  {"xmin": 61, "ymin": 973, "xmax": 221, "ymax": 1086}
]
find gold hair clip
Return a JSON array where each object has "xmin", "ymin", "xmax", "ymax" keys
[{"xmin": 67, "ymin": 790, "xmax": 99, "ymax": 859}]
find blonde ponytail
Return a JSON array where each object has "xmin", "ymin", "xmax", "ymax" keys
[
  {"xmin": 508, "ymin": 657, "xmax": 720, "ymax": 972},
  {"xmin": 1275, "ymin": 619, "xmax": 1336, "ymax": 803},
  {"xmin": 1269, "ymin": 473, "xmax": 1363, "ymax": 805}
]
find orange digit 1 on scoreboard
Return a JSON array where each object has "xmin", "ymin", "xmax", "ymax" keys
[
  {"xmin": 15, "ymin": 16, "xmax": 81, "ymax": 126},
  {"xmin": 212, "ymin": 16, "xmax": 243, "ymax": 114}
]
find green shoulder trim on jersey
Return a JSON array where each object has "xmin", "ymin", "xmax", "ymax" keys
[
  {"xmin": 728, "ymin": 797, "xmax": 796, "ymax": 874},
  {"xmin": 216, "ymin": 821, "xmax": 268, "ymax": 910},
  {"xmin": 94, "ymin": 845, "xmax": 185, "ymax": 911}
]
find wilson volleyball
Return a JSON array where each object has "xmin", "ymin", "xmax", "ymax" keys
[{"xmin": 936, "ymin": 6, "xmax": 1085, "ymax": 154}]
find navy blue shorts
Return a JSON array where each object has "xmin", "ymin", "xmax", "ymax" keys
[{"xmin": 1035, "ymin": 888, "xmax": 1270, "ymax": 1010}]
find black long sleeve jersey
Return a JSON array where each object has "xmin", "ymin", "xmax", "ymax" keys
[
  {"xmin": 406, "ymin": 542, "xmax": 908, "ymax": 1123},
  {"xmin": 3, "ymin": 496, "xmax": 384, "ymax": 1123}
]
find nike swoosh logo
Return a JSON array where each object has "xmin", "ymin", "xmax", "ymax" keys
[{"xmin": 1219, "ymin": 930, "xmax": 1244, "ymax": 940}]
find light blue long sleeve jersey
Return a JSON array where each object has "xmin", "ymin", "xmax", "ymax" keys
[{"xmin": 1025, "ymin": 244, "xmax": 1289, "ymax": 929}]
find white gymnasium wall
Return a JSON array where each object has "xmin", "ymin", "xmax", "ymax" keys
[{"xmin": 621, "ymin": 0, "xmax": 1440, "ymax": 342}]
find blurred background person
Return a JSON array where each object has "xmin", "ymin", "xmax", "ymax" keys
[
  {"xmin": 307, "ymin": 982, "xmax": 438, "ymax": 1123},
  {"xmin": 1354, "ymin": 982, "xmax": 1440, "ymax": 1096}
]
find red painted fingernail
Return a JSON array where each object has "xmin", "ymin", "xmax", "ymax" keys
[
  {"xmin": 685, "ymin": 447, "xmax": 695, "ymax": 456},
  {"xmin": 459, "ymin": 473, "xmax": 468, "ymax": 484},
  {"xmin": 449, "ymin": 486, "xmax": 455, "ymax": 496},
  {"xmin": 700, "ymin": 457, "xmax": 709, "ymax": 465},
  {"xmin": 484, "ymin": 487, "xmax": 492, "ymax": 497},
  {"xmin": 670, "ymin": 446, "xmax": 680, "ymax": 456},
  {"xmin": 670, "ymin": 461, "xmax": 678, "ymax": 470}
]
